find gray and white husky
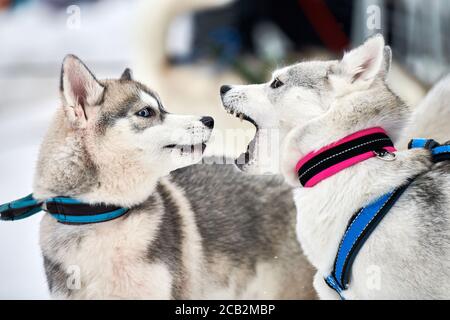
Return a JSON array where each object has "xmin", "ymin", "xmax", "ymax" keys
[
  {"xmin": 32, "ymin": 55, "xmax": 315, "ymax": 299},
  {"xmin": 221, "ymin": 35, "xmax": 450, "ymax": 299}
]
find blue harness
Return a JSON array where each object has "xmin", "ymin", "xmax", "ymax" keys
[
  {"xmin": 0, "ymin": 194, "xmax": 129, "ymax": 224},
  {"xmin": 324, "ymin": 138, "xmax": 450, "ymax": 299}
]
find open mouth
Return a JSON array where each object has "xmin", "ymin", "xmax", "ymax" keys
[
  {"xmin": 164, "ymin": 143, "xmax": 207, "ymax": 153},
  {"xmin": 224, "ymin": 106, "xmax": 260, "ymax": 170},
  {"xmin": 226, "ymin": 108, "xmax": 259, "ymax": 129}
]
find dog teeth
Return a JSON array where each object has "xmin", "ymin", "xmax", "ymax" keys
[{"xmin": 239, "ymin": 113, "xmax": 244, "ymax": 122}]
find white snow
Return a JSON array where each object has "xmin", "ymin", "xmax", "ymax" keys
[{"xmin": 0, "ymin": 0, "xmax": 138, "ymax": 299}]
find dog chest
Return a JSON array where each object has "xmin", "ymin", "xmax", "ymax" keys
[{"xmin": 39, "ymin": 206, "xmax": 171, "ymax": 298}]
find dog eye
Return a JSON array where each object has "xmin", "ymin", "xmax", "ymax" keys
[
  {"xmin": 270, "ymin": 77, "xmax": 284, "ymax": 89},
  {"xmin": 136, "ymin": 107, "xmax": 155, "ymax": 118}
]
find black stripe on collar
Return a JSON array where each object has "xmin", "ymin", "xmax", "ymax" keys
[{"xmin": 296, "ymin": 128, "xmax": 395, "ymax": 187}]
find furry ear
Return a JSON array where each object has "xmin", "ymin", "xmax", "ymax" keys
[
  {"xmin": 381, "ymin": 46, "xmax": 392, "ymax": 78},
  {"xmin": 120, "ymin": 68, "xmax": 133, "ymax": 81},
  {"xmin": 60, "ymin": 54, "xmax": 104, "ymax": 124},
  {"xmin": 334, "ymin": 34, "xmax": 385, "ymax": 86}
]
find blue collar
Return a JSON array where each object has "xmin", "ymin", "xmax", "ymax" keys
[
  {"xmin": 325, "ymin": 138, "xmax": 450, "ymax": 299},
  {"xmin": 0, "ymin": 194, "xmax": 129, "ymax": 224}
]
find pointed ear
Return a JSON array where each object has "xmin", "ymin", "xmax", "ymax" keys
[
  {"xmin": 120, "ymin": 68, "xmax": 133, "ymax": 81},
  {"xmin": 60, "ymin": 54, "xmax": 104, "ymax": 124},
  {"xmin": 381, "ymin": 46, "xmax": 392, "ymax": 79},
  {"xmin": 332, "ymin": 34, "xmax": 385, "ymax": 87}
]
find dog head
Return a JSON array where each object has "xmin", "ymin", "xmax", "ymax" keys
[
  {"xmin": 220, "ymin": 35, "xmax": 409, "ymax": 183},
  {"xmin": 33, "ymin": 55, "xmax": 214, "ymax": 206}
]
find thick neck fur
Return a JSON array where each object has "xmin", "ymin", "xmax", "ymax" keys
[
  {"xmin": 33, "ymin": 108, "xmax": 158, "ymax": 207},
  {"xmin": 290, "ymin": 81, "xmax": 433, "ymax": 270},
  {"xmin": 295, "ymin": 148, "xmax": 432, "ymax": 269},
  {"xmin": 301, "ymin": 80, "xmax": 410, "ymax": 154}
]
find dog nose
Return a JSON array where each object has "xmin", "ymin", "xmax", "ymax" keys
[
  {"xmin": 220, "ymin": 85, "xmax": 232, "ymax": 95},
  {"xmin": 200, "ymin": 116, "xmax": 214, "ymax": 129}
]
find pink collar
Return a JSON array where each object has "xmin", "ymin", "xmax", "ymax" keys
[{"xmin": 295, "ymin": 127, "xmax": 396, "ymax": 187}]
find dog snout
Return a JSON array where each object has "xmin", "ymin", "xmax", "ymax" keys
[
  {"xmin": 220, "ymin": 85, "xmax": 232, "ymax": 96},
  {"xmin": 200, "ymin": 116, "xmax": 214, "ymax": 129}
]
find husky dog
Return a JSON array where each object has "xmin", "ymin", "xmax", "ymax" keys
[
  {"xmin": 33, "ymin": 55, "xmax": 315, "ymax": 299},
  {"xmin": 132, "ymin": 0, "xmax": 427, "ymax": 157},
  {"xmin": 221, "ymin": 35, "xmax": 450, "ymax": 299},
  {"xmin": 132, "ymin": 0, "xmax": 252, "ymax": 156}
]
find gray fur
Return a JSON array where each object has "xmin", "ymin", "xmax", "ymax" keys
[
  {"xmin": 147, "ymin": 183, "xmax": 185, "ymax": 299},
  {"xmin": 408, "ymin": 165, "xmax": 450, "ymax": 254},
  {"xmin": 170, "ymin": 162, "xmax": 315, "ymax": 298},
  {"xmin": 286, "ymin": 63, "xmax": 331, "ymax": 89},
  {"xmin": 95, "ymin": 82, "xmax": 164, "ymax": 134},
  {"xmin": 120, "ymin": 68, "xmax": 133, "ymax": 81},
  {"xmin": 34, "ymin": 55, "xmax": 315, "ymax": 299},
  {"xmin": 43, "ymin": 256, "xmax": 71, "ymax": 297},
  {"xmin": 40, "ymin": 162, "xmax": 315, "ymax": 299},
  {"xmin": 172, "ymin": 163, "xmax": 294, "ymax": 266},
  {"xmin": 221, "ymin": 34, "xmax": 450, "ymax": 299}
]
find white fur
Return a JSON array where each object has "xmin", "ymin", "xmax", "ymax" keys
[
  {"xmin": 40, "ymin": 197, "xmax": 172, "ymax": 299},
  {"xmin": 293, "ymin": 150, "xmax": 434, "ymax": 299},
  {"xmin": 162, "ymin": 177, "xmax": 204, "ymax": 298},
  {"xmin": 34, "ymin": 53, "xmax": 317, "ymax": 300},
  {"xmin": 221, "ymin": 34, "xmax": 450, "ymax": 299},
  {"xmin": 330, "ymin": 35, "xmax": 385, "ymax": 95},
  {"xmin": 400, "ymin": 74, "xmax": 450, "ymax": 146},
  {"xmin": 61, "ymin": 55, "xmax": 105, "ymax": 129},
  {"xmin": 140, "ymin": 90, "xmax": 160, "ymax": 109},
  {"xmin": 34, "ymin": 55, "xmax": 216, "ymax": 298}
]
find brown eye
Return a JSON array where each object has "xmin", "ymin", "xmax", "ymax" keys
[
  {"xmin": 136, "ymin": 107, "xmax": 155, "ymax": 118},
  {"xmin": 270, "ymin": 77, "xmax": 284, "ymax": 89}
]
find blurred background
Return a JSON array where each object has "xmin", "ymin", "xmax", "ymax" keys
[{"xmin": 0, "ymin": 0, "xmax": 449, "ymax": 299}]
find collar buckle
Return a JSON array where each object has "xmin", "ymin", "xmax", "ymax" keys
[
  {"xmin": 296, "ymin": 127, "xmax": 396, "ymax": 187},
  {"xmin": 373, "ymin": 149, "xmax": 397, "ymax": 161}
]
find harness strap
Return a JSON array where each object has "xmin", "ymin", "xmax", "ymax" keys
[
  {"xmin": 324, "ymin": 182, "xmax": 412, "ymax": 299},
  {"xmin": 1, "ymin": 194, "xmax": 129, "ymax": 224},
  {"xmin": 408, "ymin": 138, "xmax": 450, "ymax": 163},
  {"xmin": 325, "ymin": 137, "xmax": 450, "ymax": 299}
]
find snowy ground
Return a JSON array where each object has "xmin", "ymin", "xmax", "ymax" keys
[
  {"xmin": 0, "ymin": 0, "xmax": 137, "ymax": 299},
  {"xmin": 0, "ymin": 77, "xmax": 54, "ymax": 299}
]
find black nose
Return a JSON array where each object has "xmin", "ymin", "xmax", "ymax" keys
[
  {"xmin": 220, "ymin": 85, "xmax": 232, "ymax": 95},
  {"xmin": 200, "ymin": 116, "xmax": 214, "ymax": 129}
]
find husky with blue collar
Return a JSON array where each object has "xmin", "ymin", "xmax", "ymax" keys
[
  {"xmin": 221, "ymin": 35, "xmax": 450, "ymax": 299},
  {"xmin": 1, "ymin": 55, "xmax": 315, "ymax": 299}
]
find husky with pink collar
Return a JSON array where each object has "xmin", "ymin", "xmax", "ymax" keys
[{"xmin": 220, "ymin": 34, "xmax": 450, "ymax": 299}]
